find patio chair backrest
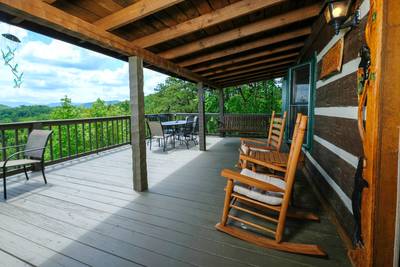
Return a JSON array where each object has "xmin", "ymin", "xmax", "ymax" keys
[
  {"xmin": 192, "ymin": 116, "xmax": 199, "ymax": 134},
  {"xmin": 25, "ymin": 129, "xmax": 53, "ymax": 160},
  {"xmin": 147, "ymin": 120, "xmax": 164, "ymax": 137}
]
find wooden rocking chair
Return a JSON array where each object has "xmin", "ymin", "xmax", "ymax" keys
[
  {"xmin": 216, "ymin": 115, "xmax": 326, "ymax": 256},
  {"xmin": 240, "ymin": 111, "xmax": 287, "ymax": 152},
  {"xmin": 238, "ymin": 113, "xmax": 299, "ymax": 171}
]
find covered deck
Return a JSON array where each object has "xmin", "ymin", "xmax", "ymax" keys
[{"xmin": 0, "ymin": 137, "xmax": 349, "ymax": 267}]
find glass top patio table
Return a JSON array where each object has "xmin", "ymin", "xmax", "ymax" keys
[{"xmin": 161, "ymin": 120, "xmax": 188, "ymax": 127}]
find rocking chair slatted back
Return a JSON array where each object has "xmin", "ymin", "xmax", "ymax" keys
[{"xmin": 266, "ymin": 111, "xmax": 287, "ymax": 152}]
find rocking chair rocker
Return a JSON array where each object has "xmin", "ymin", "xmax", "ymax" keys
[{"xmin": 216, "ymin": 115, "xmax": 326, "ymax": 256}]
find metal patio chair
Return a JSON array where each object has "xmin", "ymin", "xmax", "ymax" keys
[
  {"xmin": 1, "ymin": 129, "xmax": 53, "ymax": 199},
  {"xmin": 147, "ymin": 120, "xmax": 173, "ymax": 151}
]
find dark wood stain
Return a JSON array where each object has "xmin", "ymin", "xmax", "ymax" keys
[
  {"xmin": 316, "ymin": 72, "xmax": 358, "ymax": 107},
  {"xmin": 310, "ymin": 141, "xmax": 356, "ymax": 197},
  {"xmin": 314, "ymin": 115, "xmax": 363, "ymax": 157},
  {"xmin": 304, "ymin": 159, "xmax": 355, "ymax": 239}
]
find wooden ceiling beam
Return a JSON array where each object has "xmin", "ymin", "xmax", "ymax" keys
[
  {"xmin": 43, "ymin": 0, "xmax": 57, "ymax": 4},
  {"xmin": 210, "ymin": 60, "xmax": 294, "ymax": 81},
  {"xmin": 220, "ymin": 67, "xmax": 288, "ymax": 83},
  {"xmin": 202, "ymin": 52, "xmax": 298, "ymax": 77},
  {"xmin": 179, "ymin": 27, "xmax": 311, "ymax": 67},
  {"xmin": 220, "ymin": 72, "xmax": 286, "ymax": 87},
  {"xmin": 194, "ymin": 42, "xmax": 303, "ymax": 73},
  {"xmin": 217, "ymin": 68, "xmax": 288, "ymax": 85},
  {"xmin": 159, "ymin": 4, "xmax": 321, "ymax": 59},
  {"xmin": 93, "ymin": 0, "xmax": 184, "ymax": 31},
  {"xmin": 0, "ymin": 0, "xmax": 220, "ymax": 88},
  {"xmin": 133, "ymin": 0, "xmax": 287, "ymax": 48}
]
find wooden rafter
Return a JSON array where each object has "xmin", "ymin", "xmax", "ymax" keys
[
  {"xmin": 202, "ymin": 53, "xmax": 298, "ymax": 77},
  {"xmin": 0, "ymin": 0, "xmax": 219, "ymax": 88},
  {"xmin": 194, "ymin": 42, "xmax": 303, "ymax": 73},
  {"xmin": 133, "ymin": 0, "xmax": 287, "ymax": 48},
  {"xmin": 217, "ymin": 67, "xmax": 289, "ymax": 84},
  {"xmin": 210, "ymin": 60, "xmax": 294, "ymax": 81},
  {"xmin": 93, "ymin": 0, "xmax": 184, "ymax": 31},
  {"xmin": 179, "ymin": 27, "xmax": 311, "ymax": 67},
  {"xmin": 159, "ymin": 4, "xmax": 321, "ymax": 59},
  {"xmin": 220, "ymin": 72, "xmax": 286, "ymax": 87},
  {"xmin": 43, "ymin": 0, "xmax": 57, "ymax": 4}
]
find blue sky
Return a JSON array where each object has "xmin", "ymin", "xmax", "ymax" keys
[{"xmin": 0, "ymin": 23, "xmax": 169, "ymax": 106}]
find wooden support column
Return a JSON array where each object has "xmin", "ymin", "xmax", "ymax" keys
[
  {"xmin": 219, "ymin": 89, "xmax": 225, "ymax": 137},
  {"xmin": 129, "ymin": 56, "xmax": 148, "ymax": 191},
  {"xmin": 197, "ymin": 82, "xmax": 206, "ymax": 151}
]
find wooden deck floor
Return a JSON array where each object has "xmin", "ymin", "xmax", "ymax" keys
[{"xmin": 0, "ymin": 137, "xmax": 350, "ymax": 267}]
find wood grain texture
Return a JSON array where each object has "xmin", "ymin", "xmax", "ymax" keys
[
  {"xmin": 93, "ymin": 0, "xmax": 184, "ymax": 30},
  {"xmin": 159, "ymin": 4, "xmax": 321, "ymax": 59},
  {"xmin": 310, "ymin": 141, "xmax": 356, "ymax": 197},
  {"xmin": 319, "ymin": 38, "xmax": 344, "ymax": 80},
  {"xmin": 133, "ymin": 0, "xmax": 286, "ymax": 48},
  {"xmin": 314, "ymin": 115, "xmax": 363, "ymax": 157},
  {"xmin": 316, "ymin": 72, "xmax": 358, "ymax": 107}
]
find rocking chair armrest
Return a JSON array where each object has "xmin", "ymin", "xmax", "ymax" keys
[
  {"xmin": 239, "ymin": 154, "xmax": 286, "ymax": 173},
  {"xmin": 221, "ymin": 169, "xmax": 285, "ymax": 193},
  {"xmin": 2, "ymin": 147, "xmax": 45, "ymax": 168},
  {"xmin": 246, "ymin": 143, "xmax": 276, "ymax": 151},
  {"xmin": 240, "ymin": 138, "xmax": 269, "ymax": 145}
]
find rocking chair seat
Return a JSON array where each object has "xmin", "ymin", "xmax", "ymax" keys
[
  {"xmin": 233, "ymin": 169, "xmax": 286, "ymax": 205},
  {"xmin": 0, "ymin": 159, "xmax": 41, "ymax": 168}
]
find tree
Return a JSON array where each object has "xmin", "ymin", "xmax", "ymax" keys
[{"xmin": 50, "ymin": 96, "xmax": 81, "ymax": 119}]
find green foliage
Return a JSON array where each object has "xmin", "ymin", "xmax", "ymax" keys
[
  {"xmin": 145, "ymin": 77, "xmax": 198, "ymax": 114},
  {"xmin": 0, "ymin": 104, "xmax": 52, "ymax": 123},
  {"xmin": 50, "ymin": 96, "xmax": 82, "ymax": 119}
]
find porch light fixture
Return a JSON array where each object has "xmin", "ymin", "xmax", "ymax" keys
[{"xmin": 323, "ymin": 0, "xmax": 360, "ymax": 35}]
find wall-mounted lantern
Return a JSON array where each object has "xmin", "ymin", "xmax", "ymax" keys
[{"xmin": 323, "ymin": 0, "xmax": 361, "ymax": 35}]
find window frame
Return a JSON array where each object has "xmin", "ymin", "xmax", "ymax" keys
[{"xmin": 284, "ymin": 54, "xmax": 316, "ymax": 150}]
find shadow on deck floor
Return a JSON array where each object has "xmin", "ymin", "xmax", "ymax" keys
[{"xmin": 0, "ymin": 137, "xmax": 350, "ymax": 267}]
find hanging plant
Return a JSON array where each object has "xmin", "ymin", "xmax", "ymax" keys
[{"xmin": 1, "ymin": 32, "xmax": 23, "ymax": 88}]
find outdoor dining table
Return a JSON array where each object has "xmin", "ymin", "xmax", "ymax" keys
[{"xmin": 161, "ymin": 120, "xmax": 188, "ymax": 127}]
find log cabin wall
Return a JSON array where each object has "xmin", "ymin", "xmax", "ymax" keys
[{"xmin": 298, "ymin": 0, "xmax": 370, "ymax": 241}]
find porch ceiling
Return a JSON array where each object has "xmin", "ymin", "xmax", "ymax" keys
[{"xmin": 0, "ymin": 0, "xmax": 323, "ymax": 88}]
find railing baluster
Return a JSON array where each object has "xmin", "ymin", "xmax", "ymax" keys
[
  {"xmin": 100, "ymin": 121, "xmax": 104, "ymax": 148},
  {"xmin": 58, "ymin": 125, "xmax": 62, "ymax": 159},
  {"xmin": 15, "ymin": 129, "xmax": 20, "ymax": 159},
  {"xmin": 82, "ymin": 122, "xmax": 86, "ymax": 153},
  {"xmin": 1, "ymin": 130, "xmax": 6, "ymax": 161},
  {"xmin": 95, "ymin": 121, "xmax": 99, "ymax": 151},
  {"xmin": 106, "ymin": 120, "xmax": 110, "ymax": 147},
  {"xmin": 67, "ymin": 124, "xmax": 71, "ymax": 157},
  {"xmin": 111, "ymin": 119, "xmax": 115, "ymax": 145},
  {"xmin": 116, "ymin": 119, "xmax": 119, "ymax": 144},
  {"xmin": 129, "ymin": 118, "xmax": 132, "ymax": 143},
  {"xmin": 89, "ymin": 122, "xmax": 93, "ymax": 152},
  {"xmin": 74, "ymin": 123, "xmax": 78, "ymax": 155},
  {"xmin": 49, "ymin": 125, "xmax": 54, "ymax": 161}
]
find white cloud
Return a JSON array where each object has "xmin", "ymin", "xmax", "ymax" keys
[{"xmin": 0, "ymin": 24, "xmax": 169, "ymax": 105}]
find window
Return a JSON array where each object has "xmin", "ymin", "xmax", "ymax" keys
[{"xmin": 284, "ymin": 57, "xmax": 316, "ymax": 149}]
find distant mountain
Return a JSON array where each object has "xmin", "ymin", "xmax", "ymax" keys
[{"xmin": 0, "ymin": 100, "xmax": 122, "ymax": 108}]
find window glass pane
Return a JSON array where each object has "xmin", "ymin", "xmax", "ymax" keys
[{"xmin": 288, "ymin": 64, "xmax": 311, "ymax": 141}]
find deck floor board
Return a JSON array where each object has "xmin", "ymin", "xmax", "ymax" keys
[{"xmin": 0, "ymin": 137, "xmax": 351, "ymax": 267}]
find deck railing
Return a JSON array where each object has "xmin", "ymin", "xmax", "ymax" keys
[
  {"xmin": 0, "ymin": 112, "xmax": 273, "ymax": 176},
  {"xmin": 0, "ymin": 116, "xmax": 131, "ymax": 170}
]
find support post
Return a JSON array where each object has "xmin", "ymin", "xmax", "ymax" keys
[
  {"xmin": 129, "ymin": 56, "xmax": 148, "ymax": 191},
  {"xmin": 197, "ymin": 82, "xmax": 206, "ymax": 151},
  {"xmin": 219, "ymin": 89, "xmax": 225, "ymax": 137}
]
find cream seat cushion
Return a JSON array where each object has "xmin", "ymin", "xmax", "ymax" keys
[{"xmin": 233, "ymin": 169, "xmax": 286, "ymax": 205}]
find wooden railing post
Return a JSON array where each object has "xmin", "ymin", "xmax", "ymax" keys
[
  {"xmin": 129, "ymin": 56, "xmax": 148, "ymax": 192},
  {"xmin": 197, "ymin": 82, "xmax": 206, "ymax": 151}
]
